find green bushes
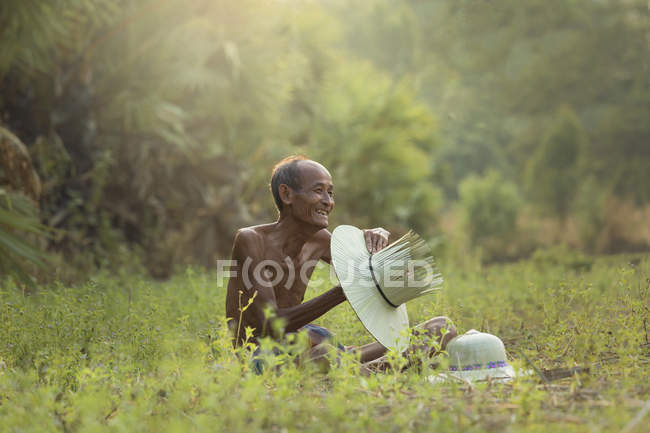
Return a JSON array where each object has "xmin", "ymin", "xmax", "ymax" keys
[
  {"xmin": 458, "ymin": 171, "xmax": 522, "ymax": 261},
  {"xmin": 524, "ymin": 107, "xmax": 585, "ymax": 220},
  {"xmin": 305, "ymin": 68, "xmax": 442, "ymax": 237}
]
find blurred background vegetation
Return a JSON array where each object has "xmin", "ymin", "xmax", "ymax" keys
[{"xmin": 1, "ymin": 0, "xmax": 649, "ymax": 282}]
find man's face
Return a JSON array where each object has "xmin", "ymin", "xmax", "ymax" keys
[{"xmin": 289, "ymin": 161, "xmax": 334, "ymax": 229}]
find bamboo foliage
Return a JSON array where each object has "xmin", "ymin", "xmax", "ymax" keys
[
  {"xmin": 0, "ymin": 189, "xmax": 49, "ymax": 283},
  {"xmin": 1, "ymin": 0, "xmax": 321, "ymax": 277}
]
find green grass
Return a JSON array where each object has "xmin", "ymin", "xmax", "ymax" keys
[{"xmin": 1, "ymin": 253, "xmax": 648, "ymax": 432}]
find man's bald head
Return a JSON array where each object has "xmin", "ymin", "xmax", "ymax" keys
[{"xmin": 270, "ymin": 156, "xmax": 330, "ymax": 212}]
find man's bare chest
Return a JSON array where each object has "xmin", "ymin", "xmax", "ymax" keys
[{"xmin": 260, "ymin": 252, "xmax": 321, "ymax": 308}]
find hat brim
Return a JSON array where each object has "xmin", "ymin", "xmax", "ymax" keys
[
  {"xmin": 331, "ymin": 225, "xmax": 409, "ymax": 353},
  {"xmin": 450, "ymin": 365, "xmax": 516, "ymax": 382},
  {"xmin": 428, "ymin": 365, "xmax": 527, "ymax": 384}
]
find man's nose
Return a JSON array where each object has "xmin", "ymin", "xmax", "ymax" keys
[{"xmin": 321, "ymin": 193, "xmax": 333, "ymax": 208}]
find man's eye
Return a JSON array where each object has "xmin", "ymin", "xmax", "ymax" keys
[
  {"xmin": 314, "ymin": 189, "xmax": 322, "ymax": 193},
  {"xmin": 328, "ymin": 191, "xmax": 334, "ymax": 197}
]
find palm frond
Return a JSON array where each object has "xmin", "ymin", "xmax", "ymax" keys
[{"xmin": 0, "ymin": 190, "xmax": 49, "ymax": 283}]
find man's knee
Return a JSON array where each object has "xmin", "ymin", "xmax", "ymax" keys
[
  {"xmin": 306, "ymin": 342, "xmax": 332, "ymax": 357},
  {"xmin": 301, "ymin": 342, "xmax": 337, "ymax": 373},
  {"xmin": 418, "ymin": 316, "xmax": 458, "ymax": 350},
  {"xmin": 437, "ymin": 316, "xmax": 457, "ymax": 349}
]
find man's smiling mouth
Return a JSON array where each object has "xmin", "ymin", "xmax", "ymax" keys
[{"xmin": 316, "ymin": 210, "xmax": 329, "ymax": 216}]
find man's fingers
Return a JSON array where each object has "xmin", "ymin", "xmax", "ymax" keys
[
  {"xmin": 373, "ymin": 235, "xmax": 387, "ymax": 252},
  {"xmin": 365, "ymin": 229, "xmax": 390, "ymax": 253}
]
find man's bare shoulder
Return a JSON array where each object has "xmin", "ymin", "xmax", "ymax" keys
[
  {"xmin": 232, "ymin": 226, "xmax": 261, "ymax": 255},
  {"xmin": 232, "ymin": 223, "xmax": 277, "ymax": 255},
  {"xmin": 312, "ymin": 228, "xmax": 332, "ymax": 244},
  {"xmin": 237, "ymin": 223, "xmax": 276, "ymax": 235},
  {"xmin": 312, "ymin": 228, "xmax": 332, "ymax": 262}
]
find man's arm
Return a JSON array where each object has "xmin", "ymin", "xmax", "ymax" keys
[
  {"xmin": 233, "ymin": 229, "xmax": 346, "ymax": 336},
  {"xmin": 271, "ymin": 285, "xmax": 345, "ymax": 333}
]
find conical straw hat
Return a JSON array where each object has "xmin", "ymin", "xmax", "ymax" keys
[{"xmin": 330, "ymin": 225, "xmax": 442, "ymax": 352}]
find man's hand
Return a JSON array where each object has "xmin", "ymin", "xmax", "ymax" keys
[{"xmin": 363, "ymin": 227, "xmax": 390, "ymax": 253}]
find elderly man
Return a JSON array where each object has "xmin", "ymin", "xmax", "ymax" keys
[{"xmin": 225, "ymin": 155, "xmax": 456, "ymax": 368}]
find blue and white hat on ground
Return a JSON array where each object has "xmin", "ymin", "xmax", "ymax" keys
[{"xmin": 443, "ymin": 329, "xmax": 515, "ymax": 382}]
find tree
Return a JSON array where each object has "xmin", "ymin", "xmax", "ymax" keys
[
  {"xmin": 458, "ymin": 170, "xmax": 521, "ymax": 250},
  {"xmin": 524, "ymin": 107, "xmax": 585, "ymax": 220},
  {"xmin": 297, "ymin": 61, "xmax": 443, "ymax": 238}
]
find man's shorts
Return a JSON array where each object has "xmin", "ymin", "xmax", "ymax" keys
[{"xmin": 251, "ymin": 324, "xmax": 344, "ymax": 374}]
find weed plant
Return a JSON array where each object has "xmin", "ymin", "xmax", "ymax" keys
[{"xmin": 1, "ymin": 253, "xmax": 648, "ymax": 432}]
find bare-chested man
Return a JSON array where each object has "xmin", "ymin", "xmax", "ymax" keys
[{"xmin": 225, "ymin": 155, "xmax": 456, "ymax": 368}]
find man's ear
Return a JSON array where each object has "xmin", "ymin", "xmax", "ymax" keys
[{"xmin": 278, "ymin": 184, "xmax": 293, "ymax": 207}]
